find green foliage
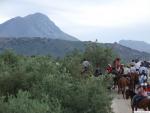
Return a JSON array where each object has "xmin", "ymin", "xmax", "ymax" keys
[
  {"xmin": 0, "ymin": 50, "xmax": 19, "ymax": 66},
  {"xmin": 61, "ymin": 50, "xmax": 83, "ymax": 78},
  {"xmin": 0, "ymin": 48, "xmax": 113, "ymax": 113},
  {"xmin": 31, "ymin": 74, "xmax": 112, "ymax": 113},
  {"xmin": 84, "ymin": 42, "xmax": 114, "ymax": 72},
  {"xmin": 0, "ymin": 91, "xmax": 62, "ymax": 113}
]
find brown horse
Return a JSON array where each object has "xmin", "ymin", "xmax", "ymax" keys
[
  {"xmin": 118, "ymin": 76, "xmax": 130, "ymax": 98},
  {"xmin": 125, "ymin": 89, "xmax": 150, "ymax": 112},
  {"xmin": 132, "ymin": 98, "xmax": 150, "ymax": 112},
  {"xmin": 130, "ymin": 72, "xmax": 139, "ymax": 91}
]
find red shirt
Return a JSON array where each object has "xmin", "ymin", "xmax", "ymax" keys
[{"xmin": 106, "ymin": 66, "xmax": 112, "ymax": 74}]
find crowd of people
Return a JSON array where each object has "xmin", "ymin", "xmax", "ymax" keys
[
  {"xmin": 108, "ymin": 58, "xmax": 150, "ymax": 111},
  {"xmin": 81, "ymin": 58, "xmax": 102, "ymax": 76},
  {"xmin": 81, "ymin": 57, "xmax": 150, "ymax": 110}
]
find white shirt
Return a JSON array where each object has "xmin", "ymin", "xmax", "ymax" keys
[
  {"xmin": 139, "ymin": 75, "xmax": 147, "ymax": 84},
  {"xmin": 130, "ymin": 66, "xmax": 136, "ymax": 73},
  {"xmin": 135, "ymin": 62, "xmax": 141, "ymax": 70},
  {"xmin": 139, "ymin": 66, "xmax": 148, "ymax": 75},
  {"xmin": 124, "ymin": 67, "xmax": 130, "ymax": 74},
  {"xmin": 82, "ymin": 61, "xmax": 90, "ymax": 67}
]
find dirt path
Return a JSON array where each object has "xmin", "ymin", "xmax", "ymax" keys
[
  {"xmin": 111, "ymin": 91, "xmax": 144, "ymax": 113},
  {"xmin": 111, "ymin": 93, "xmax": 132, "ymax": 113}
]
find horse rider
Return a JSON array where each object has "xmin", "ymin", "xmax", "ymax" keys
[
  {"xmin": 124, "ymin": 65, "xmax": 130, "ymax": 75},
  {"xmin": 94, "ymin": 63, "xmax": 102, "ymax": 77},
  {"xmin": 139, "ymin": 70, "xmax": 148, "ymax": 86},
  {"xmin": 119, "ymin": 64, "xmax": 124, "ymax": 75},
  {"xmin": 112, "ymin": 57, "xmax": 121, "ymax": 75},
  {"xmin": 132, "ymin": 86, "xmax": 148, "ymax": 109},
  {"xmin": 130, "ymin": 63, "xmax": 136, "ymax": 74},
  {"xmin": 139, "ymin": 62, "xmax": 148, "ymax": 77},
  {"xmin": 134, "ymin": 59, "xmax": 141, "ymax": 72},
  {"xmin": 111, "ymin": 58, "xmax": 121, "ymax": 89},
  {"xmin": 81, "ymin": 58, "xmax": 90, "ymax": 74}
]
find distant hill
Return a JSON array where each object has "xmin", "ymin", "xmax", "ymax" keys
[
  {"xmin": 0, "ymin": 38, "xmax": 83, "ymax": 57},
  {"xmin": 119, "ymin": 40, "xmax": 150, "ymax": 54},
  {"xmin": 0, "ymin": 13, "xmax": 78, "ymax": 41},
  {"xmin": 0, "ymin": 38, "xmax": 150, "ymax": 61},
  {"xmin": 105, "ymin": 42, "xmax": 150, "ymax": 62}
]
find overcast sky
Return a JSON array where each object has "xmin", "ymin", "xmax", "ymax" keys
[{"xmin": 0, "ymin": 0, "xmax": 150, "ymax": 43}]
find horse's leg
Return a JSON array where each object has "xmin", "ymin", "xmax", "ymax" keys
[
  {"xmin": 118, "ymin": 85, "xmax": 120, "ymax": 94},
  {"xmin": 143, "ymin": 107, "xmax": 147, "ymax": 111},
  {"xmin": 131, "ymin": 105, "xmax": 134, "ymax": 113},
  {"xmin": 122, "ymin": 88, "xmax": 125, "ymax": 99},
  {"xmin": 118, "ymin": 81, "xmax": 121, "ymax": 94},
  {"xmin": 135, "ymin": 106, "xmax": 137, "ymax": 111},
  {"xmin": 148, "ymin": 103, "xmax": 150, "ymax": 111}
]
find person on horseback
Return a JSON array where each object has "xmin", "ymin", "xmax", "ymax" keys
[
  {"xmin": 130, "ymin": 63, "xmax": 136, "ymax": 74},
  {"xmin": 111, "ymin": 58, "xmax": 121, "ymax": 89},
  {"xmin": 139, "ymin": 70, "xmax": 148, "ymax": 86},
  {"xmin": 132, "ymin": 86, "xmax": 148, "ymax": 109},
  {"xmin": 94, "ymin": 63, "xmax": 102, "ymax": 77},
  {"xmin": 81, "ymin": 58, "xmax": 90, "ymax": 74},
  {"xmin": 119, "ymin": 64, "xmax": 124, "ymax": 75},
  {"xmin": 139, "ymin": 62, "xmax": 148, "ymax": 77},
  {"xmin": 112, "ymin": 57, "xmax": 121, "ymax": 75},
  {"xmin": 135, "ymin": 59, "xmax": 140, "ymax": 72},
  {"xmin": 124, "ymin": 65, "xmax": 130, "ymax": 75}
]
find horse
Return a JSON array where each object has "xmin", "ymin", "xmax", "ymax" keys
[
  {"xmin": 125, "ymin": 89, "xmax": 136, "ymax": 101},
  {"xmin": 130, "ymin": 72, "xmax": 139, "ymax": 91},
  {"xmin": 125, "ymin": 89, "xmax": 150, "ymax": 112},
  {"xmin": 118, "ymin": 76, "xmax": 130, "ymax": 98},
  {"xmin": 110, "ymin": 68, "xmax": 121, "ymax": 89}
]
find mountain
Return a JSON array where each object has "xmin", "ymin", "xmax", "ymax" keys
[
  {"xmin": 0, "ymin": 13, "xmax": 78, "ymax": 41},
  {"xmin": 104, "ymin": 42, "xmax": 150, "ymax": 62},
  {"xmin": 0, "ymin": 38, "xmax": 150, "ymax": 61},
  {"xmin": 119, "ymin": 40, "xmax": 150, "ymax": 53}
]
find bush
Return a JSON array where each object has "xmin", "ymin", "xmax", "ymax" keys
[
  {"xmin": 0, "ymin": 48, "xmax": 113, "ymax": 113},
  {"xmin": 0, "ymin": 91, "xmax": 62, "ymax": 113},
  {"xmin": 31, "ymin": 73, "xmax": 112, "ymax": 113}
]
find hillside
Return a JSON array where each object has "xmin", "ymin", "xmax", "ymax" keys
[
  {"xmin": 0, "ymin": 38, "xmax": 84, "ymax": 57},
  {"xmin": 0, "ymin": 38, "xmax": 150, "ymax": 61},
  {"xmin": 0, "ymin": 13, "xmax": 78, "ymax": 41},
  {"xmin": 105, "ymin": 42, "xmax": 150, "ymax": 62},
  {"xmin": 119, "ymin": 40, "xmax": 150, "ymax": 53}
]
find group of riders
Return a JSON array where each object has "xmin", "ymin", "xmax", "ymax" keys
[{"xmin": 81, "ymin": 57, "xmax": 150, "ymax": 111}]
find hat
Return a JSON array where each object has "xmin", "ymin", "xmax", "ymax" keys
[
  {"xmin": 108, "ymin": 64, "xmax": 111, "ymax": 66},
  {"xmin": 130, "ymin": 62, "xmax": 135, "ymax": 66}
]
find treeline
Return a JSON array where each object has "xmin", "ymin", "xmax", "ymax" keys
[{"xmin": 0, "ymin": 43, "xmax": 114, "ymax": 113}]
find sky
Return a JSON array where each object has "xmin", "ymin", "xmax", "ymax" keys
[{"xmin": 0, "ymin": 0, "xmax": 150, "ymax": 43}]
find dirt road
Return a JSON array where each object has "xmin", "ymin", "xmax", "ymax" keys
[
  {"xmin": 111, "ymin": 93, "xmax": 132, "ymax": 113},
  {"xmin": 111, "ymin": 91, "xmax": 144, "ymax": 113}
]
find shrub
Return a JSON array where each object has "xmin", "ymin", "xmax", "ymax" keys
[{"xmin": 0, "ymin": 90, "xmax": 62, "ymax": 113}]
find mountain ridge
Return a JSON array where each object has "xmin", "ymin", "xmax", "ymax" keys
[
  {"xmin": 0, "ymin": 38, "xmax": 150, "ymax": 61},
  {"xmin": 0, "ymin": 13, "xmax": 79, "ymax": 41},
  {"xmin": 119, "ymin": 40, "xmax": 150, "ymax": 53}
]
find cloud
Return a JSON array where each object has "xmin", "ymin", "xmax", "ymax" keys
[
  {"xmin": 66, "ymin": 0, "xmax": 150, "ymax": 27},
  {"xmin": 0, "ymin": 0, "xmax": 150, "ymax": 42}
]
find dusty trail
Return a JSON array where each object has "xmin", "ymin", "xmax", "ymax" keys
[
  {"xmin": 111, "ymin": 93, "xmax": 132, "ymax": 113},
  {"xmin": 111, "ymin": 90, "xmax": 144, "ymax": 113}
]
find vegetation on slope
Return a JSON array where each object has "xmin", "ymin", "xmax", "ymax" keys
[{"xmin": 0, "ymin": 43, "xmax": 113, "ymax": 113}]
